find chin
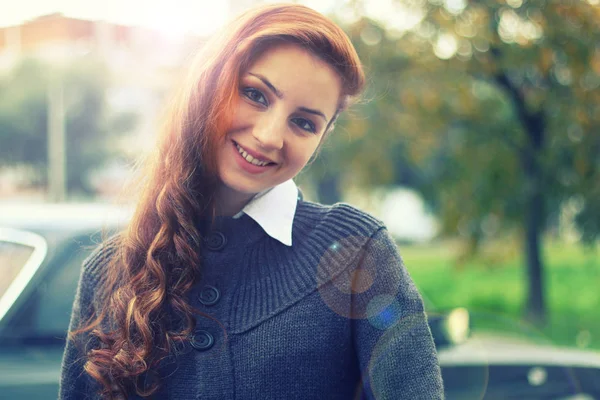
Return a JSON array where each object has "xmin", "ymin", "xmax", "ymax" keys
[{"xmin": 220, "ymin": 174, "xmax": 266, "ymax": 196}]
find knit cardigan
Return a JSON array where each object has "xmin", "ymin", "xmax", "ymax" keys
[{"xmin": 59, "ymin": 200, "xmax": 444, "ymax": 399}]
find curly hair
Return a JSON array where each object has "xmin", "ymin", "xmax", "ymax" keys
[{"xmin": 69, "ymin": 4, "xmax": 365, "ymax": 398}]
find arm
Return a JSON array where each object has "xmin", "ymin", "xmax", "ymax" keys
[
  {"xmin": 352, "ymin": 227, "xmax": 444, "ymax": 399},
  {"xmin": 59, "ymin": 244, "xmax": 111, "ymax": 400}
]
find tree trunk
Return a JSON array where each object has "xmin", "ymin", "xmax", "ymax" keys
[
  {"xmin": 493, "ymin": 62, "xmax": 548, "ymax": 327},
  {"xmin": 523, "ymin": 180, "xmax": 546, "ymax": 326}
]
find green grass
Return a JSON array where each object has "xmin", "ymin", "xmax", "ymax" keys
[{"xmin": 400, "ymin": 238, "xmax": 600, "ymax": 350}]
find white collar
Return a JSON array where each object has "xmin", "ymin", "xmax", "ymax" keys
[{"xmin": 232, "ymin": 179, "xmax": 298, "ymax": 246}]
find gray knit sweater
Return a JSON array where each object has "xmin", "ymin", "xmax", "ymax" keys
[{"xmin": 59, "ymin": 200, "xmax": 444, "ymax": 399}]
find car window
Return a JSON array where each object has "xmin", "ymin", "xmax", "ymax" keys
[
  {"xmin": 0, "ymin": 240, "xmax": 35, "ymax": 299},
  {"xmin": 32, "ymin": 242, "xmax": 92, "ymax": 336},
  {"xmin": 3, "ymin": 235, "xmax": 99, "ymax": 342}
]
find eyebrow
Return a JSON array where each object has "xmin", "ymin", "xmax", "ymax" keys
[{"xmin": 247, "ymin": 72, "xmax": 330, "ymax": 123}]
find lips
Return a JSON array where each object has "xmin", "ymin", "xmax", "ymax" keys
[
  {"xmin": 231, "ymin": 140, "xmax": 278, "ymax": 174},
  {"xmin": 233, "ymin": 141, "xmax": 277, "ymax": 165}
]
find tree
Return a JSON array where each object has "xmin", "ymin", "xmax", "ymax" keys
[
  {"xmin": 311, "ymin": 0, "xmax": 600, "ymax": 325},
  {"xmin": 0, "ymin": 57, "xmax": 138, "ymax": 196}
]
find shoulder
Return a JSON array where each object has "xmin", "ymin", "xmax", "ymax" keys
[
  {"xmin": 295, "ymin": 200, "xmax": 385, "ymax": 236},
  {"xmin": 79, "ymin": 233, "xmax": 122, "ymax": 295},
  {"xmin": 293, "ymin": 200, "xmax": 387, "ymax": 250},
  {"xmin": 68, "ymin": 233, "xmax": 122, "ymax": 329}
]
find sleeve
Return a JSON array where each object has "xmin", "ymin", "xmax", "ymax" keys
[
  {"xmin": 351, "ymin": 227, "xmax": 444, "ymax": 399},
  {"xmin": 58, "ymin": 248, "xmax": 106, "ymax": 400}
]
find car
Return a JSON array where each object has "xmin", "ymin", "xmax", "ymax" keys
[
  {"xmin": 2, "ymin": 203, "xmax": 597, "ymax": 399},
  {"xmin": 0, "ymin": 203, "xmax": 130, "ymax": 399},
  {"xmin": 439, "ymin": 333, "xmax": 600, "ymax": 399}
]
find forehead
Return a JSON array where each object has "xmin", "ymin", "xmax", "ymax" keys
[{"xmin": 244, "ymin": 43, "xmax": 342, "ymax": 117}]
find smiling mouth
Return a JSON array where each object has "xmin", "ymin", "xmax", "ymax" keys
[{"xmin": 233, "ymin": 141, "xmax": 277, "ymax": 167}]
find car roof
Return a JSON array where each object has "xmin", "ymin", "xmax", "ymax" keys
[
  {"xmin": 0, "ymin": 202, "xmax": 132, "ymax": 232},
  {"xmin": 438, "ymin": 335, "xmax": 600, "ymax": 368}
]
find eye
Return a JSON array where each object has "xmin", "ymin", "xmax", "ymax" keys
[
  {"xmin": 242, "ymin": 87, "xmax": 268, "ymax": 106},
  {"xmin": 291, "ymin": 117, "xmax": 316, "ymax": 133}
]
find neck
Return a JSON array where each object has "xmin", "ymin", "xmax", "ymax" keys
[{"xmin": 214, "ymin": 185, "xmax": 256, "ymax": 217}]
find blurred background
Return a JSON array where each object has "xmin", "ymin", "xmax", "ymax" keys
[{"xmin": 1, "ymin": 0, "xmax": 599, "ymax": 353}]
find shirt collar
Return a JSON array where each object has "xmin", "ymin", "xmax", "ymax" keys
[{"xmin": 232, "ymin": 179, "xmax": 298, "ymax": 246}]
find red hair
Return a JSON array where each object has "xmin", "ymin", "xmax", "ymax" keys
[{"xmin": 70, "ymin": 4, "xmax": 365, "ymax": 398}]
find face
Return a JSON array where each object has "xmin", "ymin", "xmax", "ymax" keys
[{"xmin": 216, "ymin": 43, "xmax": 342, "ymax": 205}]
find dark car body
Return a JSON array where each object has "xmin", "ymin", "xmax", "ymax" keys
[
  {"xmin": 0, "ymin": 204, "xmax": 129, "ymax": 398},
  {"xmin": 1, "ymin": 203, "xmax": 599, "ymax": 399},
  {"xmin": 439, "ymin": 335, "xmax": 600, "ymax": 399}
]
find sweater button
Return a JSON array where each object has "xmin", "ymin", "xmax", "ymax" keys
[
  {"xmin": 204, "ymin": 231, "xmax": 226, "ymax": 251},
  {"xmin": 198, "ymin": 285, "xmax": 220, "ymax": 306},
  {"xmin": 191, "ymin": 330, "xmax": 214, "ymax": 351}
]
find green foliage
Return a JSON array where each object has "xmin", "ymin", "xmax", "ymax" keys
[
  {"xmin": 0, "ymin": 58, "xmax": 48, "ymax": 170},
  {"xmin": 306, "ymin": 0, "xmax": 600, "ymax": 322},
  {"xmin": 402, "ymin": 239, "xmax": 600, "ymax": 349},
  {"xmin": 319, "ymin": 0, "xmax": 600, "ymax": 242},
  {"xmin": 0, "ymin": 57, "xmax": 138, "ymax": 195}
]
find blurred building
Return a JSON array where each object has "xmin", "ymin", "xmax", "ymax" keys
[
  {"xmin": 0, "ymin": 13, "xmax": 205, "ymax": 126},
  {"xmin": 0, "ymin": 14, "xmax": 206, "ymax": 198},
  {"xmin": 0, "ymin": 13, "xmax": 201, "ymax": 78}
]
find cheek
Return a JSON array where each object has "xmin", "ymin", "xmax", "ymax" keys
[
  {"xmin": 230, "ymin": 98, "xmax": 253, "ymax": 128},
  {"xmin": 288, "ymin": 140, "xmax": 320, "ymax": 169},
  {"xmin": 229, "ymin": 106, "xmax": 243, "ymax": 129}
]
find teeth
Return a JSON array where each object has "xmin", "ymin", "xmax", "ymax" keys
[{"xmin": 235, "ymin": 143, "xmax": 270, "ymax": 167}]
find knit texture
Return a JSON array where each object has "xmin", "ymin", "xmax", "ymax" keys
[{"xmin": 59, "ymin": 200, "xmax": 444, "ymax": 399}]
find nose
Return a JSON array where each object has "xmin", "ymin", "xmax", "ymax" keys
[{"xmin": 252, "ymin": 111, "xmax": 285, "ymax": 150}]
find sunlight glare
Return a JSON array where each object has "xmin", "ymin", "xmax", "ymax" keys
[{"xmin": 0, "ymin": 0, "xmax": 229, "ymax": 37}]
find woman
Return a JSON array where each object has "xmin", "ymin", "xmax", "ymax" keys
[{"xmin": 60, "ymin": 4, "xmax": 444, "ymax": 399}]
